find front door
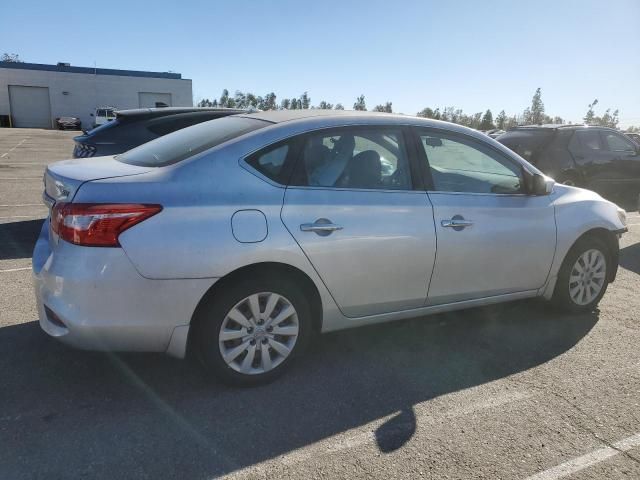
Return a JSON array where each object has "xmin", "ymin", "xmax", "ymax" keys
[
  {"xmin": 281, "ymin": 126, "xmax": 436, "ymax": 317},
  {"xmin": 413, "ymin": 128, "xmax": 556, "ymax": 305}
]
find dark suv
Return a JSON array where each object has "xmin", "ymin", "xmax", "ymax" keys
[
  {"xmin": 73, "ymin": 107, "xmax": 246, "ymax": 158},
  {"xmin": 497, "ymin": 125, "xmax": 640, "ymax": 195}
]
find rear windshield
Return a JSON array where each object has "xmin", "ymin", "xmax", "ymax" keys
[
  {"xmin": 497, "ymin": 130, "xmax": 554, "ymax": 162},
  {"xmin": 117, "ymin": 116, "xmax": 270, "ymax": 167}
]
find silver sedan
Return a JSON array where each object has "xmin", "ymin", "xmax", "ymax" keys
[{"xmin": 33, "ymin": 110, "xmax": 628, "ymax": 385}]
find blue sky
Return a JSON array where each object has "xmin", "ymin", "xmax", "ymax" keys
[{"xmin": 4, "ymin": 0, "xmax": 640, "ymax": 127}]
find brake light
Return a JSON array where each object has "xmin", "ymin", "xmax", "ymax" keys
[{"xmin": 51, "ymin": 203, "xmax": 162, "ymax": 247}]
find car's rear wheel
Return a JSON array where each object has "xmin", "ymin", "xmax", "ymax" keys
[
  {"xmin": 553, "ymin": 237, "xmax": 610, "ymax": 312},
  {"xmin": 193, "ymin": 275, "xmax": 312, "ymax": 386}
]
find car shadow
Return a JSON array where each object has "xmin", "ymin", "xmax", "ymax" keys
[
  {"xmin": 619, "ymin": 242, "xmax": 640, "ymax": 275},
  {"xmin": 0, "ymin": 219, "xmax": 43, "ymax": 260},
  {"xmin": 0, "ymin": 300, "xmax": 597, "ymax": 479}
]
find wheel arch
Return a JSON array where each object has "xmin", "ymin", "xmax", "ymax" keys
[{"xmin": 187, "ymin": 261, "xmax": 324, "ymax": 354}]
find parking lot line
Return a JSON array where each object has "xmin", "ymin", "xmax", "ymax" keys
[
  {"xmin": 0, "ymin": 266, "xmax": 31, "ymax": 273},
  {"xmin": 524, "ymin": 432, "xmax": 640, "ymax": 480},
  {"xmin": 0, "ymin": 203, "xmax": 44, "ymax": 207},
  {"xmin": 0, "ymin": 138, "xmax": 28, "ymax": 158}
]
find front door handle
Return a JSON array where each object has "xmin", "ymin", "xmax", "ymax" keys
[
  {"xmin": 441, "ymin": 217, "xmax": 473, "ymax": 230},
  {"xmin": 300, "ymin": 218, "xmax": 343, "ymax": 236}
]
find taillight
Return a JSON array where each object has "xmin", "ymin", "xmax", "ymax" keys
[{"xmin": 51, "ymin": 203, "xmax": 162, "ymax": 247}]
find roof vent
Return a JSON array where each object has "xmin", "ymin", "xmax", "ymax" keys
[{"xmin": 57, "ymin": 62, "xmax": 70, "ymax": 67}]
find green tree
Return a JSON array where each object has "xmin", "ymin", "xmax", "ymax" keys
[
  {"xmin": 300, "ymin": 92, "xmax": 311, "ymax": 109},
  {"xmin": 584, "ymin": 99, "xmax": 598, "ymax": 124},
  {"xmin": 280, "ymin": 98, "xmax": 291, "ymax": 110},
  {"xmin": 525, "ymin": 88, "xmax": 545, "ymax": 124},
  {"xmin": 334, "ymin": 103, "xmax": 344, "ymax": 110},
  {"xmin": 417, "ymin": 107, "xmax": 435, "ymax": 118},
  {"xmin": 318, "ymin": 101, "xmax": 333, "ymax": 109},
  {"xmin": 373, "ymin": 101, "xmax": 393, "ymax": 113},
  {"xmin": 479, "ymin": 109, "xmax": 495, "ymax": 130},
  {"xmin": 263, "ymin": 92, "xmax": 277, "ymax": 110},
  {"xmin": 219, "ymin": 89, "xmax": 230, "ymax": 108},
  {"xmin": 353, "ymin": 95, "xmax": 367, "ymax": 111},
  {"xmin": 1, "ymin": 53, "xmax": 22, "ymax": 62},
  {"xmin": 495, "ymin": 110, "xmax": 507, "ymax": 129}
]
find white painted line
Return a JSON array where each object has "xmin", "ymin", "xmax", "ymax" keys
[
  {"xmin": 228, "ymin": 390, "xmax": 533, "ymax": 477},
  {"xmin": 0, "ymin": 266, "xmax": 31, "ymax": 273},
  {"xmin": 525, "ymin": 433, "xmax": 640, "ymax": 480},
  {"xmin": 0, "ymin": 177, "xmax": 43, "ymax": 180},
  {"xmin": 0, "ymin": 215, "xmax": 45, "ymax": 220},
  {"xmin": 0, "ymin": 203, "xmax": 44, "ymax": 207},
  {"xmin": 0, "ymin": 138, "xmax": 28, "ymax": 158}
]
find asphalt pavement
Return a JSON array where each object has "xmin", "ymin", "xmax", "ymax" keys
[{"xmin": 0, "ymin": 128, "xmax": 638, "ymax": 479}]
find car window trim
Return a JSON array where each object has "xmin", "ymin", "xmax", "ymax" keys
[{"xmin": 410, "ymin": 126, "xmax": 530, "ymax": 196}]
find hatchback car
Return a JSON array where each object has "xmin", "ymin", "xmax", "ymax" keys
[
  {"xmin": 34, "ymin": 111, "xmax": 627, "ymax": 385},
  {"xmin": 497, "ymin": 125, "xmax": 640, "ymax": 196},
  {"xmin": 73, "ymin": 107, "xmax": 246, "ymax": 158}
]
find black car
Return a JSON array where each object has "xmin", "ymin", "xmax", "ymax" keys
[
  {"xmin": 497, "ymin": 125, "xmax": 640, "ymax": 195},
  {"xmin": 55, "ymin": 116, "xmax": 82, "ymax": 130},
  {"xmin": 626, "ymin": 132, "xmax": 640, "ymax": 146},
  {"xmin": 72, "ymin": 107, "xmax": 247, "ymax": 158}
]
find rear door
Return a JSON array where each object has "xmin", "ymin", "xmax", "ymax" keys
[
  {"xmin": 280, "ymin": 126, "xmax": 436, "ymax": 317},
  {"xmin": 567, "ymin": 129, "xmax": 617, "ymax": 191},
  {"xmin": 413, "ymin": 128, "xmax": 556, "ymax": 305},
  {"xmin": 599, "ymin": 130, "xmax": 640, "ymax": 184}
]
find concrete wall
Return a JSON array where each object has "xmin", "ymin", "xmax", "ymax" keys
[{"xmin": 0, "ymin": 68, "xmax": 192, "ymax": 129}]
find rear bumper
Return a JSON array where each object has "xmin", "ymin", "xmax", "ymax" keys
[{"xmin": 32, "ymin": 220, "xmax": 213, "ymax": 357}]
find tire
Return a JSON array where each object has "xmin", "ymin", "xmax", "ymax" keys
[
  {"xmin": 552, "ymin": 236, "xmax": 610, "ymax": 312},
  {"xmin": 193, "ymin": 274, "xmax": 312, "ymax": 386}
]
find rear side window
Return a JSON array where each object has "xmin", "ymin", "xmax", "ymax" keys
[
  {"xmin": 290, "ymin": 127, "xmax": 412, "ymax": 190},
  {"xmin": 497, "ymin": 130, "xmax": 553, "ymax": 163},
  {"xmin": 602, "ymin": 132, "xmax": 636, "ymax": 152},
  {"xmin": 245, "ymin": 143, "xmax": 291, "ymax": 183},
  {"xmin": 117, "ymin": 116, "xmax": 270, "ymax": 167}
]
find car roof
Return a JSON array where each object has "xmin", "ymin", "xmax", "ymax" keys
[
  {"xmin": 240, "ymin": 109, "xmax": 411, "ymax": 124},
  {"xmin": 115, "ymin": 107, "xmax": 248, "ymax": 120},
  {"xmin": 508, "ymin": 124, "xmax": 618, "ymax": 132}
]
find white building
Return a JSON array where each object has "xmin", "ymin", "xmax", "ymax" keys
[{"xmin": 0, "ymin": 61, "xmax": 193, "ymax": 129}]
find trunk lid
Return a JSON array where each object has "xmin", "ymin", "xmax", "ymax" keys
[{"xmin": 44, "ymin": 156, "xmax": 153, "ymax": 204}]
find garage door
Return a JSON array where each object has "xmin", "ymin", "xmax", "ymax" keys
[
  {"xmin": 9, "ymin": 86, "xmax": 52, "ymax": 128},
  {"xmin": 138, "ymin": 92, "xmax": 172, "ymax": 108}
]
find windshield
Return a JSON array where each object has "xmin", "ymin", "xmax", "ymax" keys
[{"xmin": 117, "ymin": 116, "xmax": 270, "ymax": 167}]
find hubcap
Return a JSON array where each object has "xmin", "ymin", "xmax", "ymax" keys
[
  {"xmin": 218, "ymin": 292, "xmax": 299, "ymax": 375},
  {"xmin": 569, "ymin": 249, "xmax": 606, "ymax": 306}
]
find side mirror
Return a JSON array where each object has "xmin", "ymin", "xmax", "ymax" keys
[{"xmin": 531, "ymin": 173, "xmax": 554, "ymax": 195}]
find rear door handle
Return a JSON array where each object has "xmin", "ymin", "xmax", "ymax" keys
[
  {"xmin": 300, "ymin": 218, "xmax": 343, "ymax": 236},
  {"xmin": 441, "ymin": 218, "xmax": 473, "ymax": 229}
]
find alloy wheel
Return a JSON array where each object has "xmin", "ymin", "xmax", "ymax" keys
[
  {"xmin": 569, "ymin": 249, "xmax": 606, "ymax": 306},
  {"xmin": 218, "ymin": 292, "xmax": 299, "ymax": 374}
]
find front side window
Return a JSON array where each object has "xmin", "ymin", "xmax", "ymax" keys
[
  {"xmin": 575, "ymin": 130, "xmax": 602, "ymax": 151},
  {"xmin": 291, "ymin": 128, "xmax": 412, "ymax": 190},
  {"xmin": 602, "ymin": 132, "xmax": 636, "ymax": 153},
  {"xmin": 419, "ymin": 132, "xmax": 523, "ymax": 194}
]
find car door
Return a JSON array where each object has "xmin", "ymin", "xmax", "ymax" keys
[
  {"xmin": 280, "ymin": 126, "xmax": 437, "ymax": 317},
  {"xmin": 567, "ymin": 129, "xmax": 618, "ymax": 191},
  {"xmin": 599, "ymin": 130, "xmax": 640, "ymax": 184},
  {"xmin": 413, "ymin": 128, "xmax": 556, "ymax": 305}
]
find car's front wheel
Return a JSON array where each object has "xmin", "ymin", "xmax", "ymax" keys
[
  {"xmin": 193, "ymin": 275, "xmax": 312, "ymax": 386},
  {"xmin": 553, "ymin": 237, "xmax": 610, "ymax": 312}
]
